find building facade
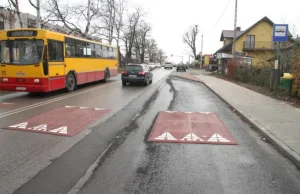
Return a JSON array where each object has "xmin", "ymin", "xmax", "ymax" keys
[{"xmin": 215, "ymin": 16, "xmax": 277, "ymax": 67}]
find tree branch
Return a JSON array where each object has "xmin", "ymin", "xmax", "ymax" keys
[{"xmin": 28, "ymin": 0, "xmax": 38, "ymax": 9}]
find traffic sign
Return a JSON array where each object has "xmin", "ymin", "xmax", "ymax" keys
[{"xmin": 273, "ymin": 24, "xmax": 288, "ymax": 42}]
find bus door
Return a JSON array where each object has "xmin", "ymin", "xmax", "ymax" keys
[{"xmin": 47, "ymin": 40, "xmax": 65, "ymax": 91}]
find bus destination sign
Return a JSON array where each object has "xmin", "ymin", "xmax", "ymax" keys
[{"xmin": 7, "ymin": 30, "xmax": 38, "ymax": 37}]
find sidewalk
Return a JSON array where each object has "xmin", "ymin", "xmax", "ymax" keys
[{"xmin": 175, "ymin": 69, "xmax": 300, "ymax": 168}]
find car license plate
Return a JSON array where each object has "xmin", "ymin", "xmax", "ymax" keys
[
  {"xmin": 16, "ymin": 87, "xmax": 26, "ymax": 91},
  {"xmin": 129, "ymin": 75, "xmax": 137, "ymax": 77}
]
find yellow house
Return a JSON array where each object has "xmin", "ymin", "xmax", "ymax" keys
[{"xmin": 215, "ymin": 16, "xmax": 276, "ymax": 66}]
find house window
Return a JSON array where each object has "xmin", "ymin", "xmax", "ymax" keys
[
  {"xmin": 245, "ymin": 35, "xmax": 255, "ymax": 49},
  {"xmin": 0, "ymin": 15, "xmax": 4, "ymax": 30},
  {"xmin": 27, "ymin": 18, "xmax": 36, "ymax": 28}
]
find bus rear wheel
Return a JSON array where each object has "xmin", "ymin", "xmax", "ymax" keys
[
  {"xmin": 103, "ymin": 70, "xmax": 110, "ymax": 83},
  {"xmin": 66, "ymin": 73, "xmax": 76, "ymax": 92}
]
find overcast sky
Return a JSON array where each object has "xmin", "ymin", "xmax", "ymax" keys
[{"xmin": 7, "ymin": 0, "xmax": 300, "ymax": 62}]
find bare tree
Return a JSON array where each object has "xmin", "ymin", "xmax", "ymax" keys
[
  {"xmin": 92, "ymin": 0, "xmax": 116, "ymax": 44},
  {"xmin": 134, "ymin": 21, "xmax": 151, "ymax": 63},
  {"xmin": 114, "ymin": 0, "xmax": 127, "ymax": 66},
  {"xmin": 7, "ymin": 0, "xmax": 22, "ymax": 28},
  {"xmin": 183, "ymin": 25, "xmax": 198, "ymax": 59},
  {"xmin": 91, "ymin": 0, "xmax": 127, "ymax": 43},
  {"xmin": 114, "ymin": 0, "xmax": 127, "ymax": 45},
  {"xmin": 43, "ymin": 0, "xmax": 100, "ymax": 37},
  {"xmin": 158, "ymin": 49, "xmax": 166, "ymax": 64},
  {"xmin": 122, "ymin": 7, "xmax": 145, "ymax": 62},
  {"xmin": 146, "ymin": 38, "xmax": 159, "ymax": 62},
  {"xmin": 0, "ymin": 5, "xmax": 16, "ymax": 29}
]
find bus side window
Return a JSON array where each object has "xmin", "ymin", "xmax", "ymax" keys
[
  {"xmin": 112, "ymin": 48, "xmax": 116, "ymax": 59},
  {"xmin": 95, "ymin": 44, "xmax": 101, "ymax": 58},
  {"xmin": 84, "ymin": 42, "xmax": 93, "ymax": 58},
  {"xmin": 102, "ymin": 46, "xmax": 107, "ymax": 59},
  {"xmin": 48, "ymin": 40, "xmax": 64, "ymax": 61},
  {"xmin": 107, "ymin": 47, "xmax": 111, "ymax": 59},
  {"xmin": 91, "ymin": 44, "xmax": 95, "ymax": 58},
  {"xmin": 76, "ymin": 40, "xmax": 84, "ymax": 57}
]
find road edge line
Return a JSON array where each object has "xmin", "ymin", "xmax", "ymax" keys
[
  {"xmin": 66, "ymin": 141, "xmax": 114, "ymax": 194},
  {"xmin": 199, "ymin": 80, "xmax": 300, "ymax": 169}
]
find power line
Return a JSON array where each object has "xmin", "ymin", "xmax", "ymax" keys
[{"xmin": 209, "ymin": 0, "xmax": 232, "ymax": 33}]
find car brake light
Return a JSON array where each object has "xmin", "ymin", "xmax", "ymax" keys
[
  {"xmin": 139, "ymin": 72, "xmax": 146, "ymax": 75},
  {"xmin": 122, "ymin": 71, "xmax": 127, "ymax": 74}
]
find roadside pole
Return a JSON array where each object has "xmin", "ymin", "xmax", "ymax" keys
[
  {"xmin": 200, "ymin": 34, "xmax": 203, "ymax": 68},
  {"xmin": 272, "ymin": 24, "xmax": 288, "ymax": 97},
  {"xmin": 36, "ymin": 0, "xmax": 40, "ymax": 28},
  {"xmin": 274, "ymin": 42, "xmax": 280, "ymax": 96}
]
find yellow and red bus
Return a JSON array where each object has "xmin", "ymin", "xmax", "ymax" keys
[{"xmin": 0, "ymin": 28, "xmax": 118, "ymax": 92}]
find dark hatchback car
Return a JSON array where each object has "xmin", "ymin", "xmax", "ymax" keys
[
  {"xmin": 121, "ymin": 64, "xmax": 153, "ymax": 86},
  {"xmin": 177, "ymin": 63, "xmax": 186, "ymax": 72}
]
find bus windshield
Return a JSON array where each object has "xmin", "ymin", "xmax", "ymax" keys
[{"xmin": 0, "ymin": 39, "xmax": 44, "ymax": 65}]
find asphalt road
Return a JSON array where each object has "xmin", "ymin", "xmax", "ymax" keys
[
  {"xmin": 77, "ymin": 75, "xmax": 300, "ymax": 194},
  {"xmin": 0, "ymin": 68, "xmax": 172, "ymax": 194},
  {"xmin": 2, "ymin": 69, "xmax": 300, "ymax": 194}
]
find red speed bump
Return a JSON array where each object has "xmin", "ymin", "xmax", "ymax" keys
[
  {"xmin": 148, "ymin": 111, "xmax": 238, "ymax": 145},
  {"xmin": 3, "ymin": 106, "xmax": 110, "ymax": 136}
]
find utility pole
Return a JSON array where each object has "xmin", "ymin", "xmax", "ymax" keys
[
  {"xmin": 200, "ymin": 34, "xmax": 203, "ymax": 68},
  {"xmin": 232, "ymin": 0, "xmax": 238, "ymax": 55},
  {"xmin": 36, "ymin": 0, "xmax": 41, "ymax": 28},
  {"xmin": 29, "ymin": 0, "xmax": 41, "ymax": 28}
]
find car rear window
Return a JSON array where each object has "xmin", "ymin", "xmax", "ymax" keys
[{"xmin": 125, "ymin": 65, "xmax": 143, "ymax": 71}]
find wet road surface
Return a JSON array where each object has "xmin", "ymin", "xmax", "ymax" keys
[
  {"xmin": 77, "ymin": 76, "xmax": 300, "ymax": 194},
  {"xmin": 2, "ymin": 70, "xmax": 300, "ymax": 194},
  {"xmin": 0, "ymin": 68, "xmax": 172, "ymax": 194}
]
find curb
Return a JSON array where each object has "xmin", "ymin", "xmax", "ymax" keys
[
  {"xmin": 171, "ymin": 75, "xmax": 203, "ymax": 84},
  {"xmin": 183, "ymin": 74, "xmax": 300, "ymax": 168}
]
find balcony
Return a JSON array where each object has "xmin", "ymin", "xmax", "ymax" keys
[{"xmin": 243, "ymin": 41, "xmax": 276, "ymax": 51}]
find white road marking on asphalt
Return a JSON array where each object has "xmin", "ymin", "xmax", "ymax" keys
[
  {"xmin": 2, "ymin": 102, "xmax": 14, "ymax": 105},
  {"xmin": 180, "ymin": 133, "xmax": 204, "ymax": 141},
  {"xmin": 31, "ymin": 124, "xmax": 47, "ymax": 131},
  {"xmin": 94, "ymin": 108, "xmax": 105, "ymax": 111},
  {"xmin": 65, "ymin": 106, "xmax": 77, "ymax": 108},
  {"xmin": 155, "ymin": 132, "xmax": 177, "ymax": 140},
  {"xmin": 79, "ymin": 107, "xmax": 89, "ymax": 109},
  {"xmin": 49, "ymin": 126, "xmax": 68, "ymax": 134},
  {"xmin": 207, "ymin": 133, "xmax": 230, "ymax": 143},
  {"xmin": 9, "ymin": 122, "xmax": 28, "ymax": 129},
  {"xmin": 0, "ymin": 82, "xmax": 118, "ymax": 119}
]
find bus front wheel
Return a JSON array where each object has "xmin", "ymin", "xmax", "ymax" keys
[{"xmin": 66, "ymin": 73, "xmax": 76, "ymax": 92}]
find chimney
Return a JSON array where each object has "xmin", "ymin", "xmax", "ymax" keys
[{"xmin": 236, "ymin": 27, "xmax": 241, "ymax": 31}]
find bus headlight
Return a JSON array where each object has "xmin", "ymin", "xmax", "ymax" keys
[
  {"xmin": 34, "ymin": 79, "xmax": 40, "ymax": 83},
  {"xmin": 2, "ymin": 78, "xmax": 8, "ymax": 82}
]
